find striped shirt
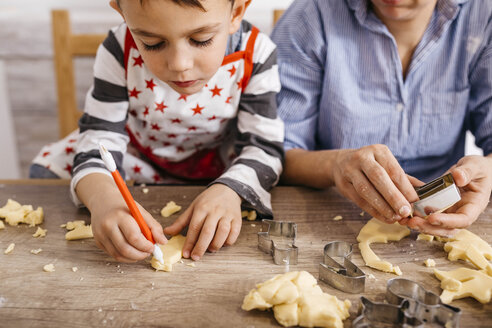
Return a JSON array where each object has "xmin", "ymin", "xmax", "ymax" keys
[
  {"xmin": 70, "ymin": 21, "xmax": 284, "ymax": 217},
  {"xmin": 272, "ymin": 0, "xmax": 492, "ymax": 182}
]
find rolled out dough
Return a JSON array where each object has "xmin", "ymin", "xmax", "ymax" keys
[
  {"xmin": 442, "ymin": 229, "xmax": 492, "ymax": 270},
  {"xmin": 150, "ymin": 235, "xmax": 186, "ymax": 271},
  {"xmin": 357, "ymin": 218, "xmax": 410, "ymax": 275},
  {"xmin": 64, "ymin": 220, "xmax": 93, "ymax": 240},
  {"xmin": 434, "ymin": 267, "xmax": 492, "ymax": 304}
]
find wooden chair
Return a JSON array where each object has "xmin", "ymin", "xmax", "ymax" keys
[
  {"xmin": 51, "ymin": 10, "xmax": 106, "ymax": 138},
  {"xmin": 273, "ymin": 9, "xmax": 285, "ymax": 26}
]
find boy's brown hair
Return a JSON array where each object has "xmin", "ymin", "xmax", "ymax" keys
[{"xmin": 116, "ymin": 0, "xmax": 234, "ymax": 11}]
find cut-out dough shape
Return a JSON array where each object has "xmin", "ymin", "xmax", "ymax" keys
[
  {"xmin": 357, "ymin": 218, "xmax": 410, "ymax": 275},
  {"xmin": 242, "ymin": 271, "xmax": 351, "ymax": 328},
  {"xmin": 64, "ymin": 220, "xmax": 93, "ymax": 240},
  {"xmin": 241, "ymin": 210, "xmax": 257, "ymax": 221},
  {"xmin": 442, "ymin": 229, "xmax": 492, "ymax": 270},
  {"xmin": 151, "ymin": 235, "xmax": 186, "ymax": 271},
  {"xmin": 0, "ymin": 199, "xmax": 44, "ymax": 227},
  {"xmin": 160, "ymin": 201, "xmax": 182, "ymax": 217},
  {"xmin": 434, "ymin": 267, "xmax": 492, "ymax": 304},
  {"xmin": 32, "ymin": 227, "xmax": 47, "ymax": 238}
]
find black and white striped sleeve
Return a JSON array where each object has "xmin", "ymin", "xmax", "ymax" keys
[
  {"xmin": 70, "ymin": 25, "xmax": 130, "ymax": 206},
  {"xmin": 213, "ymin": 31, "xmax": 284, "ymax": 218}
]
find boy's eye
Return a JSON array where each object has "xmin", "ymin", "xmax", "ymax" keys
[
  {"xmin": 190, "ymin": 38, "xmax": 213, "ymax": 48},
  {"xmin": 142, "ymin": 42, "xmax": 164, "ymax": 51}
]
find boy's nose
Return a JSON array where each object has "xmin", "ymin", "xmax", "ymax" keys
[{"xmin": 166, "ymin": 48, "xmax": 193, "ymax": 73}]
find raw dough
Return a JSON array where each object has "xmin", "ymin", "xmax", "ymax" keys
[
  {"xmin": 0, "ymin": 220, "xmax": 4, "ymax": 229},
  {"xmin": 30, "ymin": 248, "xmax": 42, "ymax": 255},
  {"xmin": 242, "ymin": 271, "xmax": 351, "ymax": 328},
  {"xmin": 417, "ymin": 233, "xmax": 434, "ymax": 242},
  {"xmin": 357, "ymin": 218, "xmax": 410, "ymax": 275},
  {"xmin": 32, "ymin": 227, "xmax": 47, "ymax": 238},
  {"xmin": 0, "ymin": 199, "xmax": 44, "ymax": 227},
  {"xmin": 43, "ymin": 264, "xmax": 55, "ymax": 272},
  {"xmin": 4, "ymin": 243, "xmax": 15, "ymax": 254},
  {"xmin": 161, "ymin": 201, "xmax": 182, "ymax": 217},
  {"xmin": 241, "ymin": 210, "xmax": 257, "ymax": 221},
  {"xmin": 64, "ymin": 220, "xmax": 93, "ymax": 240},
  {"xmin": 442, "ymin": 229, "xmax": 492, "ymax": 270},
  {"xmin": 424, "ymin": 259, "xmax": 436, "ymax": 267},
  {"xmin": 72, "ymin": 267, "xmax": 78, "ymax": 272},
  {"xmin": 332, "ymin": 215, "xmax": 343, "ymax": 221},
  {"xmin": 150, "ymin": 235, "xmax": 186, "ymax": 271},
  {"xmin": 434, "ymin": 267, "xmax": 492, "ymax": 304}
]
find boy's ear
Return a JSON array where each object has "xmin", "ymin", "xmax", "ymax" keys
[
  {"xmin": 229, "ymin": 0, "xmax": 251, "ymax": 34},
  {"xmin": 109, "ymin": 0, "xmax": 125, "ymax": 20}
]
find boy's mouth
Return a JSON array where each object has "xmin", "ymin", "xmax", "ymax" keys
[{"xmin": 172, "ymin": 80, "xmax": 198, "ymax": 88}]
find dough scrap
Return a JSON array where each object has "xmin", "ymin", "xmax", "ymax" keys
[
  {"xmin": 0, "ymin": 199, "xmax": 44, "ymax": 227},
  {"xmin": 43, "ymin": 264, "xmax": 55, "ymax": 272},
  {"xmin": 242, "ymin": 271, "xmax": 351, "ymax": 328},
  {"xmin": 434, "ymin": 267, "xmax": 492, "ymax": 304},
  {"xmin": 442, "ymin": 229, "xmax": 492, "ymax": 270},
  {"xmin": 30, "ymin": 248, "xmax": 42, "ymax": 255},
  {"xmin": 151, "ymin": 235, "xmax": 186, "ymax": 271},
  {"xmin": 417, "ymin": 233, "xmax": 434, "ymax": 242},
  {"xmin": 4, "ymin": 243, "xmax": 15, "ymax": 254},
  {"xmin": 332, "ymin": 215, "xmax": 343, "ymax": 221},
  {"xmin": 424, "ymin": 259, "xmax": 436, "ymax": 267},
  {"xmin": 160, "ymin": 201, "xmax": 182, "ymax": 217},
  {"xmin": 32, "ymin": 227, "xmax": 47, "ymax": 238},
  {"xmin": 0, "ymin": 220, "xmax": 4, "ymax": 230},
  {"xmin": 357, "ymin": 218, "xmax": 410, "ymax": 275},
  {"xmin": 241, "ymin": 210, "xmax": 257, "ymax": 221},
  {"xmin": 64, "ymin": 220, "xmax": 93, "ymax": 240}
]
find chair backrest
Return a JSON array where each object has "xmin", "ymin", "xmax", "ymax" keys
[
  {"xmin": 273, "ymin": 9, "xmax": 285, "ymax": 26},
  {"xmin": 51, "ymin": 10, "xmax": 106, "ymax": 138}
]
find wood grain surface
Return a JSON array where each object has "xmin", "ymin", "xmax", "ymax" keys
[{"xmin": 0, "ymin": 183, "xmax": 491, "ymax": 327}]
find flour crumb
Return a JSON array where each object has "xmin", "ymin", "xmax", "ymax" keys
[
  {"xmin": 142, "ymin": 188, "xmax": 149, "ymax": 194},
  {"xmin": 4, "ymin": 243, "xmax": 14, "ymax": 254},
  {"xmin": 72, "ymin": 267, "xmax": 78, "ymax": 272},
  {"xmin": 333, "ymin": 215, "xmax": 343, "ymax": 221},
  {"xmin": 43, "ymin": 264, "xmax": 55, "ymax": 272},
  {"xmin": 30, "ymin": 248, "xmax": 42, "ymax": 255}
]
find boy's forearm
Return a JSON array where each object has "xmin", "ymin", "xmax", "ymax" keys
[
  {"xmin": 75, "ymin": 173, "xmax": 121, "ymax": 211},
  {"xmin": 281, "ymin": 148, "xmax": 340, "ymax": 189}
]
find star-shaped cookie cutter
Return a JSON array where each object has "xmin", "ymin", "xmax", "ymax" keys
[
  {"xmin": 257, "ymin": 219, "xmax": 298, "ymax": 265},
  {"xmin": 319, "ymin": 241, "xmax": 366, "ymax": 293},
  {"xmin": 353, "ymin": 278, "xmax": 461, "ymax": 328}
]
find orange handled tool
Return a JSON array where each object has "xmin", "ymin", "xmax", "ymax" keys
[{"xmin": 99, "ymin": 143, "xmax": 163, "ymax": 263}]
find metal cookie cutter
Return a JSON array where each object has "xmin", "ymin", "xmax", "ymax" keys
[
  {"xmin": 353, "ymin": 278, "xmax": 461, "ymax": 328},
  {"xmin": 319, "ymin": 241, "xmax": 365, "ymax": 293},
  {"xmin": 413, "ymin": 173, "xmax": 461, "ymax": 218},
  {"xmin": 258, "ymin": 219, "xmax": 298, "ymax": 265}
]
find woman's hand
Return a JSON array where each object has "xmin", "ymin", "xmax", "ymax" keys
[
  {"xmin": 401, "ymin": 155, "xmax": 492, "ymax": 237},
  {"xmin": 331, "ymin": 144, "xmax": 419, "ymax": 223},
  {"xmin": 163, "ymin": 183, "xmax": 242, "ymax": 261}
]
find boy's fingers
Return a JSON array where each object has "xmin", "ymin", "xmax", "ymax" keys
[
  {"xmin": 119, "ymin": 219, "xmax": 155, "ymax": 253},
  {"xmin": 225, "ymin": 218, "xmax": 242, "ymax": 246},
  {"xmin": 190, "ymin": 212, "xmax": 222, "ymax": 260},
  {"xmin": 208, "ymin": 218, "xmax": 231, "ymax": 252},
  {"xmin": 164, "ymin": 207, "xmax": 193, "ymax": 235},
  {"xmin": 110, "ymin": 226, "xmax": 152, "ymax": 261},
  {"xmin": 145, "ymin": 216, "xmax": 167, "ymax": 245},
  {"xmin": 182, "ymin": 209, "xmax": 207, "ymax": 259}
]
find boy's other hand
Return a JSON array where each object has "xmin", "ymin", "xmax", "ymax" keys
[
  {"xmin": 163, "ymin": 184, "xmax": 242, "ymax": 261},
  {"xmin": 91, "ymin": 197, "xmax": 167, "ymax": 263}
]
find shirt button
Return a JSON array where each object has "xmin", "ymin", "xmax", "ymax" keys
[{"xmin": 396, "ymin": 103, "xmax": 404, "ymax": 112}]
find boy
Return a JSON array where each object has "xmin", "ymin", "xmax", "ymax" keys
[{"xmin": 31, "ymin": 0, "xmax": 284, "ymax": 262}]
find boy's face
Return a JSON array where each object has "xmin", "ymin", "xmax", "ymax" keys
[{"xmin": 112, "ymin": 0, "xmax": 245, "ymax": 95}]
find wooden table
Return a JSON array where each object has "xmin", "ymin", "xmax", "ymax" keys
[{"xmin": 0, "ymin": 182, "xmax": 491, "ymax": 327}]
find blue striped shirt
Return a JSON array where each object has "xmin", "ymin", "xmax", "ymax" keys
[{"xmin": 272, "ymin": 0, "xmax": 492, "ymax": 182}]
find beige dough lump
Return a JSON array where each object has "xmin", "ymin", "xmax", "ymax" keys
[
  {"xmin": 160, "ymin": 201, "xmax": 182, "ymax": 217},
  {"xmin": 357, "ymin": 218, "xmax": 410, "ymax": 275},
  {"xmin": 0, "ymin": 220, "xmax": 4, "ymax": 230},
  {"xmin": 151, "ymin": 235, "xmax": 186, "ymax": 272},
  {"xmin": 32, "ymin": 227, "xmax": 47, "ymax": 238},
  {"xmin": 64, "ymin": 220, "xmax": 93, "ymax": 240},
  {"xmin": 442, "ymin": 229, "xmax": 492, "ymax": 270},
  {"xmin": 417, "ymin": 233, "xmax": 434, "ymax": 242},
  {"xmin": 434, "ymin": 267, "xmax": 492, "ymax": 304},
  {"xmin": 241, "ymin": 210, "xmax": 257, "ymax": 221},
  {"xmin": 242, "ymin": 271, "xmax": 351, "ymax": 328},
  {"xmin": 0, "ymin": 199, "xmax": 44, "ymax": 227}
]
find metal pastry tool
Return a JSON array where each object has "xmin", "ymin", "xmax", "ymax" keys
[
  {"xmin": 413, "ymin": 173, "xmax": 461, "ymax": 218},
  {"xmin": 319, "ymin": 241, "xmax": 365, "ymax": 293},
  {"xmin": 353, "ymin": 278, "xmax": 461, "ymax": 328},
  {"xmin": 258, "ymin": 219, "xmax": 298, "ymax": 265}
]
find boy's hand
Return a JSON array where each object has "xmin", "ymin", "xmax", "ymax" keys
[{"xmin": 163, "ymin": 184, "xmax": 242, "ymax": 261}]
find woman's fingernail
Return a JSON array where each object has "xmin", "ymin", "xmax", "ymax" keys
[
  {"xmin": 392, "ymin": 214, "xmax": 401, "ymax": 221},
  {"xmin": 399, "ymin": 206, "xmax": 411, "ymax": 217}
]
